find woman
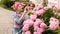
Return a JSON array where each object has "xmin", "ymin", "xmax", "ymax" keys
[{"xmin": 12, "ymin": 2, "xmax": 30, "ymax": 34}]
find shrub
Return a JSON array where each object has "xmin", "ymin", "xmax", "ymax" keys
[{"xmin": 1, "ymin": 0, "xmax": 15, "ymax": 7}]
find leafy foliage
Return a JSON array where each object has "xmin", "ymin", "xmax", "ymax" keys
[
  {"xmin": 29, "ymin": 26, "xmax": 34, "ymax": 34},
  {"xmin": 42, "ymin": 8, "xmax": 54, "ymax": 25}
]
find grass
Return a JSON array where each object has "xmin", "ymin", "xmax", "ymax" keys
[{"xmin": 0, "ymin": 2, "xmax": 13, "ymax": 11}]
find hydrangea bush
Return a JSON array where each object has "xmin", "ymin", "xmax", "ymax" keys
[{"xmin": 22, "ymin": 5, "xmax": 60, "ymax": 34}]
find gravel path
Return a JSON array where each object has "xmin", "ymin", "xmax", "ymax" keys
[{"xmin": 0, "ymin": 7, "xmax": 14, "ymax": 34}]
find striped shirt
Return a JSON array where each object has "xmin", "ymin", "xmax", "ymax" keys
[{"xmin": 12, "ymin": 12, "xmax": 29, "ymax": 28}]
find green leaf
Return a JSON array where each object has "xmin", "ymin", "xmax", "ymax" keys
[
  {"xmin": 29, "ymin": 26, "xmax": 34, "ymax": 34},
  {"xmin": 42, "ymin": 8, "xmax": 54, "ymax": 25}
]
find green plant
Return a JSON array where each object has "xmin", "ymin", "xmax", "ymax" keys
[
  {"xmin": 1, "ymin": 0, "xmax": 14, "ymax": 7},
  {"xmin": 28, "ymin": 8, "xmax": 60, "ymax": 34},
  {"xmin": 1, "ymin": 0, "xmax": 10, "ymax": 4}
]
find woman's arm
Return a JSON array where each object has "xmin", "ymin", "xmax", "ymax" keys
[{"xmin": 19, "ymin": 10, "xmax": 28, "ymax": 20}]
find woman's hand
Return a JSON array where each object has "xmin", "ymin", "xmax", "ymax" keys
[
  {"xmin": 19, "ymin": 6, "xmax": 33, "ymax": 20},
  {"xmin": 19, "ymin": 8, "xmax": 28, "ymax": 20}
]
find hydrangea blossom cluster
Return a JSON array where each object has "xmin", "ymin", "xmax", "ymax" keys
[
  {"xmin": 22, "ymin": 5, "xmax": 47, "ymax": 34},
  {"xmin": 22, "ymin": 5, "xmax": 60, "ymax": 34},
  {"xmin": 33, "ymin": 19, "xmax": 47, "ymax": 34},
  {"xmin": 33, "ymin": 5, "xmax": 45, "ymax": 16},
  {"xmin": 49, "ymin": 17, "xmax": 60, "ymax": 30},
  {"xmin": 33, "ymin": 5, "xmax": 43, "ymax": 11},
  {"xmin": 23, "ymin": 18, "xmax": 47, "ymax": 34}
]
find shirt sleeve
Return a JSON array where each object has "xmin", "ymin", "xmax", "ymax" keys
[{"xmin": 12, "ymin": 13, "xmax": 24, "ymax": 24}]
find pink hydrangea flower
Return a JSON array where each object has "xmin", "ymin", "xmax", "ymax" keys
[
  {"xmin": 34, "ymin": 9, "xmax": 44, "ymax": 16},
  {"xmin": 57, "ymin": 6, "xmax": 60, "ymax": 10},
  {"xmin": 34, "ymin": 26, "xmax": 39, "ymax": 31},
  {"xmin": 34, "ymin": 29, "xmax": 42, "ymax": 34},
  {"xmin": 23, "ymin": 19, "xmax": 29, "ymax": 25},
  {"xmin": 23, "ymin": 19, "xmax": 34, "ymax": 26},
  {"xmin": 51, "ymin": 4, "xmax": 55, "ymax": 7},
  {"xmin": 34, "ymin": 32, "xmax": 42, "ymax": 34},
  {"xmin": 49, "ymin": 21, "xmax": 59, "ymax": 30},
  {"xmin": 49, "ymin": 24, "xmax": 59, "ymax": 30},
  {"xmin": 37, "ymin": 28, "xmax": 45, "ymax": 33},
  {"xmin": 33, "ymin": 6, "xmax": 39, "ymax": 11},
  {"xmin": 36, "ymin": 19, "xmax": 41, "ymax": 21},
  {"xmin": 28, "ymin": 19, "xmax": 34, "ymax": 26},
  {"xmin": 33, "ymin": 5, "xmax": 43, "ymax": 11},
  {"xmin": 37, "ymin": 5, "xmax": 44, "ymax": 10},
  {"xmin": 25, "ymin": 31, "xmax": 31, "ymax": 34},
  {"xmin": 33, "ymin": 32, "xmax": 38, "ymax": 34},
  {"xmin": 40, "ymin": 23, "xmax": 47, "ymax": 29},
  {"xmin": 49, "ymin": 17, "xmax": 59, "ymax": 30},
  {"xmin": 34, "ymin": 21, "xmax": 40, "ymax": 26},
  {"xmin": 50, "ymin": 4, "xmax": 55, "ymax": 9},
  {"xmin": 50, "ymin": 17, "xmax": 59, "ymax": 24},
  {"xmin": 50, "ymin": 4, "xmax": 57, "ymax": 10},
  {"xmin": 23, "ymin": 24, "xmax": 29, "ymax": 31},
  {"xmin": 54, "ymin": 22, "xmax": 59, "ymax": 27},
  {"xmin": 34, "ymin": 11, "xmax": 40, "ymax": 15},
  {"xmin": 50, "ymin": 17, "xmax": 56, "ymax": 23},
  {"xmin": 38, "ymin": 9, "xmax": 44, "ymax": 15},
  {"xmin": 52, "ymin": 7, "xmax": 57, "ymax": 10},
  {"xmin": 34, "ymin": 19, "xmax": 43, "ymax": 26},
  {"xmin": 30, "ymin": 15, "xmax": 37, "ymax": 20}
]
